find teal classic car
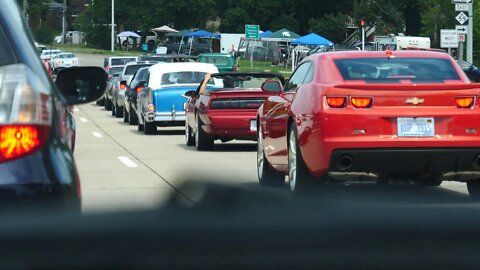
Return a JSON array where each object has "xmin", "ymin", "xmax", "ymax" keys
[
  {"xmin": 137, "ymin": 62, "xmax": 219, "ymax": 134},
  {"xmin": 198, "ymin": 53, "xmax": 237, "ymax": 72}
]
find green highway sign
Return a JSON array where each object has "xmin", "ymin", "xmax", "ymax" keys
[{"xmin": 245, "ymin": 24, "xmax": 260, "ymax": 39}]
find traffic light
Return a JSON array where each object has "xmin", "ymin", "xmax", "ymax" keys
[{"xmin": 359, "ymin": 18, "xmax": 366, "ymax": 28}]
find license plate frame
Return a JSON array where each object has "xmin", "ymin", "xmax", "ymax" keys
[{"xmin": 397, "ymin": 117, "xmax": 435, "ymax": 137}]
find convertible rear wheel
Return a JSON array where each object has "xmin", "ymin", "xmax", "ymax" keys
[
  {"xmin": 467, "ymin": 180, "xmax": 480, "ymax": 200},
  {"xmin": 288, "ymin": 123, "xmax": 317, "ymax": 193},
  {"xmin": 185, "ymin": 116, "xmax": 195, "ymax": 146},
  {"xmin": 257, "ymin": 124, "xmax": 284, "ymax": 187},
  {"xmin": 144, "ymin": 121, "xmax": 156, "ymax": 135},
  {"xmin": 195, "ymin": 114, "xmax": 213, "ymax": 151}
]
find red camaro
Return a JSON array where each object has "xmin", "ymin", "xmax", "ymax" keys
[
  {"xmin": 257, "ymin": 50, "xmax": 480, "ymax": 197},
  {"xmin": 185, "ymin": 73, "xmax": 285, "ymax": 151}
]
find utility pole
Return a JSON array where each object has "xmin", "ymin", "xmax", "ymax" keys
[
  {"xmin": 467, "ymin": 0, "xmax": 473, "ymax": 63},
  {"xmin": 62, "ymin": 0, "xmax": 66, "ymax": 44},
  {"xmin": 111, "ymin": 0, "xmax": 114, "ymax": 52},
  {"xmin": 22, "ymin": 0, "xmax": 28, "ymax": 25}
]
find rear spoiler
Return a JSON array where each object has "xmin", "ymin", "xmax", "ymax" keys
[{"xmin": 333, "ymin": 83, "xmax": 480, "ymax": 91}]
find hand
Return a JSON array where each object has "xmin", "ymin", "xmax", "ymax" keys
[{"xmin": 204, "ymin": 73, "xmax": 211, "ymax": 81}]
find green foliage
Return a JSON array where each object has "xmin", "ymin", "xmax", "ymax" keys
[
  {"xmin": 32, "ymin": 24, "xmax": 56, "ymax": 44},
  {"xmin": 309, "ymin": 13, "xmax": 348, "ymax": 43}
]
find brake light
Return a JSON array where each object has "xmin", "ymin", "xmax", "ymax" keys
[
  {"xmin": 326, "ymin": 97, "xmax": 347, "ymax": 108},
  {"xmin": 135, "ymin": 86, "xmax": 143, "ymax": 93},
  {"xmin": 351, "ymin": 97, "xmax": 373, "ymax": 108},
  {"xmin": 456, "ymin": 97, "xmax": 475, "ymax": 108},
  {"xmin": 0, "ymin": 125, "xmax": 49, "ymax": 162},
  {"xmin": 120, "ymin": 83, "xmax": 127, "ymax": 90}
]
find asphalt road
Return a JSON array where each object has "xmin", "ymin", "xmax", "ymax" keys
[{"xmin": 74, "ymin": 52, "xmax": 471, "ymax": 214}]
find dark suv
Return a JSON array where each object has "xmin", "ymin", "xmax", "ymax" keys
[{"xmin": 0, "ymin": 2, "xmax": 106, "ymax": 209}]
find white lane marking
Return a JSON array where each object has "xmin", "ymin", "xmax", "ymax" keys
[
  {"xmin": 92, "ymin": 132, "xmax": 103, "ymax": 138},
  {"xmin": 73, "ymin": 107, "xmax": 79, "ymax": 112},
  {"xmin": 80, "ymin": 117, "xmax": 87, "ymax": 123},
  {"xmin": 118, "ymin": 156, "xmax": 139, "ymax": 168}
]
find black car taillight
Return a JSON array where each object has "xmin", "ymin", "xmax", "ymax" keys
[{"xmin": 0, "ymin": 124, "xmax": 50, "ymax": 162}]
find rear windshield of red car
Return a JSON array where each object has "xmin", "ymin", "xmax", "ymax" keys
[{"xmin": 334, "ymin": 58, "xmax": 460, "ymax": 83}]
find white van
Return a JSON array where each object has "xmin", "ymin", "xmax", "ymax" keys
[{"xmin": 374, "ymin": 35, "xmax": 431, "ymax": 51}]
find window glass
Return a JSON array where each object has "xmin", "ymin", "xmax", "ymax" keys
[
  {"xmin": 161, "ymin": 72, "xmax": 208, "ymax": 85},
  {"xmin": 124, "ymin": 64, "xmax": 152, "ymax": 76},
  {"xmin": 334, "ymin": 58, "xmax": 460, "ymax": 83},
  {"xmin": 0, "ymin": 26, "xmax": 15, "ymax": 66},
  {"xmin": 285, "ymin": 62, "xmax": 312, "ymax": 92}
]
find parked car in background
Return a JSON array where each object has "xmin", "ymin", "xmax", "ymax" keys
[
  {"xmin": 162, "ymin": 37, "xmax": 212, "ymax": 55},
  {"xmin": 458, "ymin": 60, "xmax": 480, "ymax": 82},
  {"xmin": 51, "ymin": 53, "xmax": 79, "ymax": 73},
  {"xmin": 112, "ymin": 61, "xmax": 158, "ymax": 118},
  {"xmin": 184, "ymin": 72, "xmax": 284, "ymax": 150},
  {"xmin": 137, "ymin": 62, "xmax": 218, "ymax": 134},
  {"xmin": 103, "ymin": 56, "xmax": 138, "ymax": 72},
  {"xmin": 104, "ymin": 73, "xmax": 121, "ymax": 111},
  {"xmin": 40, "ymin": 49, "xmax": 61, "ymax": 61},
  {"xmin": 124, "ymin": 66, "xmax": 151, "ymax": 125},
  {"xmin": 198, "ymin": 53, "xmax": 237, "ymax": 72},
  {"xmin": 257, "ymin": 50, "xmax": 480, "ymax": 196}
]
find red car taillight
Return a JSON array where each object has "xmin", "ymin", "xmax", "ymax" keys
[
  {"xmin": 135, "ymin": 86, "xmax": 143, "ymax": 93},
  {"xmin": 351, "ymin": 97, "xmax": 373, "ymax": 108},
  {"xmin": 0, "ymin": 125, "xmax": 50, "ymax": 162},
  {"xmin": 120, "ymin": 82, "xmax": 127, "ymax": 90},
  {"xmin": 326, "ymin": 97, "xmax": 347, "ymax": 108},
  {"xmin": 456, "ymin": 96, "xmax": 475, "ymax": 108},
  {"xmin": 0, "ymin": 64, "xmax": 53, "ymax": 163}
]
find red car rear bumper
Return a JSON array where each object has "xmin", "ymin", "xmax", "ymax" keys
[{"xmin": 202, "ymin": 110, "xmax": 258, "ymax": 141}]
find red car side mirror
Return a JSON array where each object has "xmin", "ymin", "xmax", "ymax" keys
[{"xmin": 261, "ymin": 80, "xmax": 282, "ymax": 93}]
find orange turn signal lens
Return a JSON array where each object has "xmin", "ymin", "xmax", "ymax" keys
[
  {"xmin": 326, "ymin": 97, "xmax": 347, "ymax": 108},
  {"xmin": 0, "ymin": 125, "xmax": 48, "ymax": 161},
  {"xmin": 351, "ymin": 97, "xmax": 373, "ymax": 108},
  {"xmin": 147, "ymin": 104, "xmax": 155, "ymax": 112},
  {"xmin": 456, "ymin": 97, "xmax": 474, "ymax": 108}
]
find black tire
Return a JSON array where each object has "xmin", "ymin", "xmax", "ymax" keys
[
  {"xmin": 115, "ymin": 105, "xmax": 124, "ymax": 118},
  {"xmin": 129, "ymin": 105, "xmax": 138, "ymax": 125},
  {"xmin": 111, "ymin": 102, "xmax": 116, "ymax": 116},
  {"xmin": 123, "ymin": 107, "xmax": 129, "ymax": 123},
  {"xmin": 185, "ymin": 116, "xmax": 195, "ymax": 146},
  {"xmin": 105, "ymin": 98, "xmax": 112, "ymax": 111},
  {"xmin": 288, "ymin": 122, "xmax": 319, "ymax": 193},
  {"xmin": 98, "ymin": 97, "xmax": 105, "ymax": 106},
  {"xmin": 467, "ymin": 180, "xmax": 480, "ymax": 200},
  {"xmin": 137, "ymin": 113, "xmax": 144, "ymax": 132},
  {"xmin": 144, "ymin": 121, "xmax": 156, "ymax": 135},
  {"xmin": 195, "ymin": 114, "xmax": 213, "ymax": 151},
  {"xmin": 257, "ymin": 123, "xmax": 284, "ymax": 186}
]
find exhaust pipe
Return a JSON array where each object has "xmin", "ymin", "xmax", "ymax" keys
[
  {"xmin": 337, "ymin": 155, "xmax": 353, "ymax": 171},
  {"xmin": 474, "ymin": 155, "xmax": 480, "ymax": 169}
]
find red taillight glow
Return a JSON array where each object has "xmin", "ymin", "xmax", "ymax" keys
[
  {"xmin": 0, "ymin": 125, "xmax": 49, "ymax": 162},
  {"xmin": 351, "ymin": 97, "xmax": 373, "ymax": 108},
  {"xmin": 456, "ymin": 97, "xmax": 475, "ymax": 108},
  {"xmin": 326, "ymin": 97, "xmax": 347, "ymax": 108},
  {"xmin": 135, "ymin": 86, "xmax": 143, "ymax": 93},
  {"xmin": 120, "ymin": 83, "xmax": 127, "ymax": 90}
]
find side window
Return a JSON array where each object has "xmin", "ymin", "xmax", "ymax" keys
[
  {"xmin": 284, "ymin": 62, "xmax": 312, "ymax": 92},
  {"xmin": 303, "ymin": 64, "xmax": 314, "ymax": 84}
]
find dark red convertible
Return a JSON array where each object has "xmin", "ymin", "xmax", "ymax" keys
[{"xmin": 184, "ymin": 73, "xmax": 285, "ymax": 151}]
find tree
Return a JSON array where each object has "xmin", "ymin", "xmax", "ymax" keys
[{"xmin": 308, "ymin": 13, "xmax": 348, "ymax": 43}]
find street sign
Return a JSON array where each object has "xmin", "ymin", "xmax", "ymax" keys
[
  {"xmin": 456, "ymin": 25, "xmax": 468, "ymax": 34},
  {"xmin": 455, "ymin": 3, "xmax": 469, "ymax": 11},
  {"xmin": 451, "ymin": 0, "xmax": 472, "ymax": 3},
  {"xmin": 458, "ymin": 34, "xmax": 466, "ymax": 43},
  {"xmin": 245, "ymin": 25, "xmax": 260, "ymax": 39},
  {"xmin": 455, "ymin": 11, "xmax": 469, "ymax": 25},
  {"xmin": 440, "ymin": 29, "xmax": 459, "ymax": 48}
]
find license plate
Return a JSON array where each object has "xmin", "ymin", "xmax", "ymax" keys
[
  {"xmin": 397, "ymin": 117, "xmax": 434, "ymax": 137},
  {"xmin": 250, "ymin": 120, "xmax": 257, "ymax": 131}
]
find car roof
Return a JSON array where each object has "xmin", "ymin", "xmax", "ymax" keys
[
  {"xmin": 305, "ymin": 50, "xmax": 453, "ymax": 62},
  {"xmin": 149, "ymin": 62, "xmax": 218, "ymax": 74}
]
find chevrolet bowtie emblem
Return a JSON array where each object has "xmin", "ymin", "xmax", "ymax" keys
[{"xmin": 406, "ymin": 97, "xmax": 424, "ymax": 105}]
